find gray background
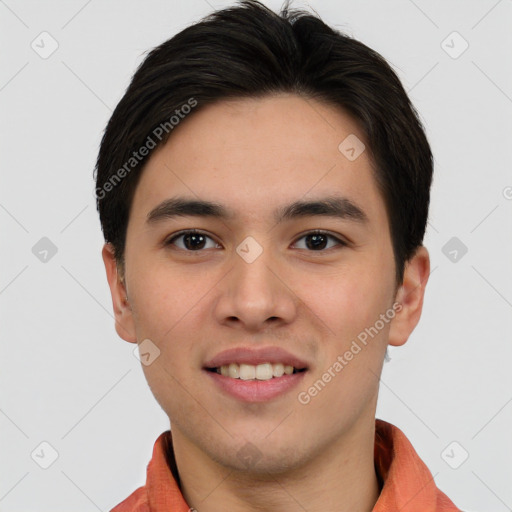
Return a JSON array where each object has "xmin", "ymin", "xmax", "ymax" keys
[{"xmin": 1, "ymin": 0, "xmax": 511, "ymax": 511}]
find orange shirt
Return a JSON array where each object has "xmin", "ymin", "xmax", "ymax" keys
[{"xmin": 111, "ymin": 419, "xmax": 460, "ymax": 512}]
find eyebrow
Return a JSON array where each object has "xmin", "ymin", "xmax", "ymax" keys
[{"xmin": 146, "ymin": 195, "xmax": 368, "ymax": 225}]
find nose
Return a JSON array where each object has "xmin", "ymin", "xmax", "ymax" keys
[{"xmin": 213, "ymin": 241, "xmax": 298, "ymax": 332}]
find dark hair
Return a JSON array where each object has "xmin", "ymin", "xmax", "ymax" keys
[{"xmin": 95, "ymin": 0, "xmax": 433, "ymax": 284}]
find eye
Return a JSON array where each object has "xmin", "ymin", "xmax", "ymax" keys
[
  {"xmin": 164, "ymin": 229, "xmax": 347, "ymax": 252},
  {"xmin": 292, "ymin": 230, "xmax": 347, "ymax": 251},
  {"xmin": 165, "ymin": 230, "xmax": 221, "ymax": 251}
]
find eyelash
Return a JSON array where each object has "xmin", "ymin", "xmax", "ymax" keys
[{"xmin": 164, "ymin": 229, "xmax": 348, "ymax": 252}]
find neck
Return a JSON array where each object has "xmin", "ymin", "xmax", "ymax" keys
[{"xmin": 171, "ymin": 416, "xmax": 380, "ymax": 512}]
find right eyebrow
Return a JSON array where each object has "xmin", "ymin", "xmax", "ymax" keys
[{"xmin": 147, "ymin": 198, "xmax": 232, "ymax": 224}]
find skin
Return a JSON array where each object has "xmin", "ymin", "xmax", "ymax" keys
[{"xmin": 103, "ymin": 93, "xmax": 430, "ymax": 512}]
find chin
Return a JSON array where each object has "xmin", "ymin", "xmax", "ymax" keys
[{"xmin": 211, "ymin": 443, "xmax": 307, "ymax": 477}]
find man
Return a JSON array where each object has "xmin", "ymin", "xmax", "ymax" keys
[{"xmin": 95, "ymin": 1, "xmax": 461, "ymax": 510}]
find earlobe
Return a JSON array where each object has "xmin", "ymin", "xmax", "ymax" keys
[
  {"xmin": 388, "ymin": 246, "xmax": 430, "ymax": 347},
  {"xmin": 101, "ymin": 243, "xmax": 138, "ymax": 344}
]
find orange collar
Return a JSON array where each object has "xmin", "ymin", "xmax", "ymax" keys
[
  {"xmin": 112, "ymin": 419, "xmax": 460, "ymax": 511},
  {"xmin": 373, "ymin": 420, "xmax": 460, "ymax": 511}
]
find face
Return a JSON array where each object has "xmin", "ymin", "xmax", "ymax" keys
[{"xmin": 103, "ymin": 94, "xmax": 429, "ymax": 474}]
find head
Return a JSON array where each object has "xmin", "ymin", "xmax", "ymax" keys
[{"xmin": 96, "ymin": 0, "xmax": 431, "ymax": 474}]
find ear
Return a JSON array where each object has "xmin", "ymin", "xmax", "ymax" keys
[
  {"xmin": 388, "ymin": 246, "xmax": 430, "ymax": 347},
  {"xmin": 102, "ymin": 243, "xmax": 137, "ymax": 344}
]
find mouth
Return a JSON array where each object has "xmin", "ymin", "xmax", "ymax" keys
[
  {"xmin": 205, "ymin": 362, "xmax": 307, "ymax": 380},
  {"xmin": 203, "ymin": 347, "xmax": 309, "ymax": 402}
]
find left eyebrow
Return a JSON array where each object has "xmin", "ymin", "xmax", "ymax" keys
[
  {"xmin": 146, "ymin": 195, "xmax": 368, "ymax": 225},
  {"xmin": 274, "ymin": 196, "xmax": 368, "ymax": 224}
]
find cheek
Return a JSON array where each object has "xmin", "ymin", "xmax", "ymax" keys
[
  {"xmin": 126, "ymin": 253, "xmax": 224, "ymax": 387},
  {"xmin": 129, "ymin": 259, "xmax": 209, "ymax": 414},
  {"xmin": 127, "ymin": 254, "xmax": 213, "ymax": 341},
  {"xmin": 301, "ymin": 259, "xmax": 394, "ymax": 344}
]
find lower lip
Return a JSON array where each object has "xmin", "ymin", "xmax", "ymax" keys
[{"xmin": 204, "ymin": 370, "xmax": 307, "ymax": 403}]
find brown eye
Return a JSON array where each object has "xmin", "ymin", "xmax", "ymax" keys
[
  {"xmin": 166, "ymin": 230, "xmax": 220, "ymax": 251},
  {"xmin": 293, "ymin": 231, "xmax": 346, "ymax": 251}
]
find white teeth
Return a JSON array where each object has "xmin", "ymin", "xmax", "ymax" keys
[
  {"xmin": 228, "ymin": 363, "xmax": 239, "ymax": 379},
  {"xmin": 239, "ymin": 364, "xmax": 256, "ymax": 380},
  {"xmin": 255, "ymin": 363, "xmax": 273, "ymax": 380},
  {"xmin": 215, "ymin": 362, "xmax": 302, "ymax": 380},
  {"xmin": 272, "ymin": 363, "xmax": 284, "ymax": 377}
]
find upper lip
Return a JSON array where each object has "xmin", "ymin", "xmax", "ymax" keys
[{"xmin": 203, "ymin": 347, "xmax": 309, "ymax": 370}]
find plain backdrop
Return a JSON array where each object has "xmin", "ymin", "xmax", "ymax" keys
[{"xmin": 1, "ymin": 1, "xmax": 511, "ymax": 511}]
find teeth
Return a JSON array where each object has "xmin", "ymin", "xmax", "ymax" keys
[
  {"xmin": 215, "ymin": 362, "xmax": 302, "ymax": 380},
  {"xmin": 228, "ymin": 363, "xmax": 239, "ymax": 379},
  {"xmin": 273, "ymin": 363, "xmax": 284, "ymax": 377},
  {"xmin": 255, "ymin": 363, "xmax": 273, "ymax": 380},
  {"xmin": 239, "ymin": 364, "xmax": 256, "ymax": 380}
]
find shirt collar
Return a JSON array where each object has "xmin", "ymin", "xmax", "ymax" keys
[{"xmin": 136, "ymin": 419, "xmax": 459, "ymax": 511}]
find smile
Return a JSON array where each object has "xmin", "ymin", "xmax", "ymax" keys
[{"xmin": 208, "ymin": 362, "xmax": 305, "ymax": 380}]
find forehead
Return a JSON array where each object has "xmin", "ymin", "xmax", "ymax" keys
[{"xmin": 131, "ymin": 94, "xmax": 386, "ymax": 227}]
